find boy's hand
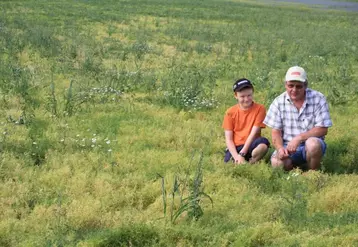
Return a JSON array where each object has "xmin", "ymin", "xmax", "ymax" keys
[{"xmin": 234, "ymin": 155, "xmax": 246, "ymax": 164}]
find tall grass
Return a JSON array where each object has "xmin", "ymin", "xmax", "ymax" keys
[{"xmin": 158, "ymin": 152, "xmax": 213, "ymax": 224}]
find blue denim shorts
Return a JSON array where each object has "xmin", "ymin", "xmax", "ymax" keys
[
  {"xmin": 272, "ymin": 137, "xmax": 327, "ymax": 166},
  {"xmin": 224, "ymin": 137, "xmax": 270, "ymax": 162}
]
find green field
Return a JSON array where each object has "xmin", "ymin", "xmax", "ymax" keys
[{"xmin": 1, "ymin": 0, "xmax": 358, "ymax": 246}]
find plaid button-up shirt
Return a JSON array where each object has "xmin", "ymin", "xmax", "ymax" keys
[{"xmin": 264, "ymin": 88, "xmax": 332, "ymax": 145}]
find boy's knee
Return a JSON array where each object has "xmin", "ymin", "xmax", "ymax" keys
[{"xmin": 255, "ymin": 143, "xmax": 269, "ymax": 153}]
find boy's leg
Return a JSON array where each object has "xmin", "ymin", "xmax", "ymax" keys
[
  {"xmin": 224, "ymin": 145, "xmax": 244, "ymax": 163},
  {"xmin": 250, "ymin": 144, "xmax": 268, "ymax": 163},
  {"xmin": 248, "ymin": 137, "xmax": 270, "ymax": 163}
]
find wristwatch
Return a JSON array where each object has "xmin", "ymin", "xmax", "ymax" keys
[{"xmin": 239, "ymin": 152, "xmax": 246, "ymax": 157}]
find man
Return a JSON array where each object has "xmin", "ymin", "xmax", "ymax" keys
[
  {"xmin": 264, "ymin": 66, "xmax": 333, "ymax": 171},
  {"xmin": 222, "ymin": 78, "xmax": 270, "ymax": 164}
]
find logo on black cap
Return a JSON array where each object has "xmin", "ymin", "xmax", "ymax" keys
[{"xmin": 233, "ymin": 78, "xmax": 253, "ymax": 92}]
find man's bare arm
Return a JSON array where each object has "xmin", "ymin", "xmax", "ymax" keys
[
  {"xmin": 287, "ymin": 127, "xmax": 328, "ymax": 153},
  {"xmin": 272, "ymin": 129, "xmax": 284, "ymax": 150},
  {"xmin": 298, "ymin": 127, "xmax": 328, "ymax": 142}
]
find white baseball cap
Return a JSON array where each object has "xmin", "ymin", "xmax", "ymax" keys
[{"xmin": 285, "ymin": 66, "xmax": 307, "ymax": 82}]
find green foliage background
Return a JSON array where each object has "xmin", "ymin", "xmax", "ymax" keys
[{"xmin": 0, "ymin": 0, "xmax": 358, "ymax": 246}]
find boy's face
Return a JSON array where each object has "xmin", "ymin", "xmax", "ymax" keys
[{"xmin": 234, "ymin": 87, "xmax": 253, "ymax": 109}]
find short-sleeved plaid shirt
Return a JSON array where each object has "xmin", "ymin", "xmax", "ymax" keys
[{"xmin": 264, "ymin": 88, "xmax": 332, "ymax": 145}]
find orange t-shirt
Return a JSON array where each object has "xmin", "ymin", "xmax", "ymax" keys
[{"xmin": 222, "ymin": 102, "xmax": 266, "ymax": 146}]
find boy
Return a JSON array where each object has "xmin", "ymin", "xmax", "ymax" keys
[{"xmin": 222, "ymin": 78, "xmax": 270, "ymax": 164}]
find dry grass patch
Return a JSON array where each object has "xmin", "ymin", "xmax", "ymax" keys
[
  {"xmin": 67, "ymin": 195, "xmax": 104, "ymax": 229},
  {"xmin": 92, "ymin": 22, "xmax": 130, "ymax": 43},
  {"xmin": 309, "ymin": 176, "xmax": 358, "ymax": 213}
]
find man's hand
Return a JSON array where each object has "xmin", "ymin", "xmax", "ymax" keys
[
  {"xmin": 277, "ymin": 147, "xmax": 289, "ymax": 160},
  {"xmin": 286, "ymin": 136, "xmax": 302, "ymax": 154},
  {"xmin": 234, "ymin": 155, "xmax": 246, "ymax": 165}
]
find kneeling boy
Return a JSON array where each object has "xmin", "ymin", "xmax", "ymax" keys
[{"xmin": 222, "ymin": 78, "xmax": 270, "ymax": 164}]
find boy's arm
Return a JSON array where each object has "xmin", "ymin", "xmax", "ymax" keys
[
  {"xmin": 224, "ymin": 130, "xmax": 244, "ymax": 163},
  {"xmin": 241, "ymin": 105, "xmax": 267, "ymax": 155},
  {"xmin": 240, "ymin": 126, "xmax": 261, "ymax": 155}
]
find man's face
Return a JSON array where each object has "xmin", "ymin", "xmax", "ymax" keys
[
  {"xmin": 234, "ymin": 88, "xmax": 253, "ymax": 109},
  {"xmin": 285, "ymin": 81, "xmax": 306, "ymax": 101}
]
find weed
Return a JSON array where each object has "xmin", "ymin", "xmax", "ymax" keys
[
  {"xmin": 45, "ymin": 82, "xmax": 58, "ymax": 117},
  {"xmin": 158, "ymin": 174, "xmax": 167, "ymax": 219},
  {"xmin": 131, "ymin": 41, "xmax": 150, "ymax": 70},
  {"xmin": 62, "ymin": 80, "xmax": 122, "ymax": 116},
  {"xmin": 64, "ymin": 80, "xmax": 76, "ymax": 116},
  {"xmin": 62, "ymin": 131, "xmax": 116, "ymax": 156},
  {"xmin": 158, "ymin": 64, "xmax": 218, "ymax": 110},
  {"xmin": 28, "ymin": 118, "xmax": 50, "ymax": 165},
  {"xmin": 158, "ymin": 152, "xmax": 213, "ymax": 224},
  {"xmin": 26, "ymin": 26, "xmax": 61, "ymax": 57}
]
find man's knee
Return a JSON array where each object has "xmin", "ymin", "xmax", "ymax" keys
[{"xmin": 305, "ymin": 137, "xmax": 323, "ymax": 155}]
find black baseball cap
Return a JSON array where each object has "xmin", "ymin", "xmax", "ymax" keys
[{"xmin": 233, "ymin": 78, "xmax": 253, "ymax": 92}]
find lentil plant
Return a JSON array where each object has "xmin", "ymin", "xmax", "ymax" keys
[{"xmin": 0, "ymin": 0, "xmax": 358, "ymax": 246}]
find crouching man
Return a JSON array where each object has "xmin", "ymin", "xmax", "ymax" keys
[{"xmin": 264, "ymin": 66, "xmax": 333, "ymax": 171}]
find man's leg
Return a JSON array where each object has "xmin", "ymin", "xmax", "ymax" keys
[
  {"xmin": 271, "ymin": 154, "xmax": 293, "ymax": 171},
  {"xmin": 305, "ymin": 137, "xmax": 325, "ymax": 170},
  {"xmin": 250, "ymin": 144, "xmax": 269, "ymax": 163},
  {"xmin": 271, "ymin": 143, "xmax": 307, "ymax": 171}
]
